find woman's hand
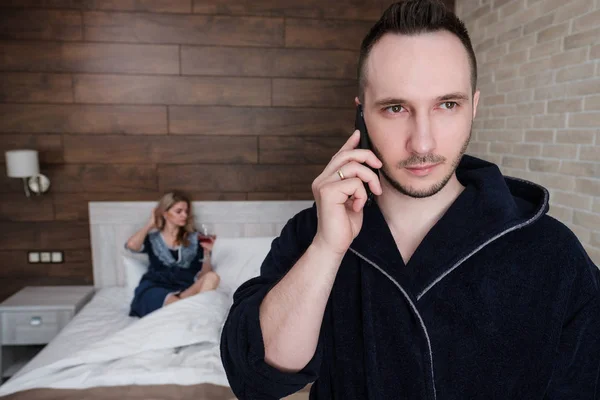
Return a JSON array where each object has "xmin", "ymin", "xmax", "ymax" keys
[
  {"xmin": 146, "ymin": 208, "xmax": 157, "ymax": 230},
  {"xmin": 198, "ymin": 233, "xmax": 215, "ymax": 252}
]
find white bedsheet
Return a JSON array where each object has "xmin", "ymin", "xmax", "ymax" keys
[
  {"xmin": 0, "ymin": 236, "xmax": 274, "ymax": 395},
  {"xmin": 11, "ymin": 287, "xmax": 136, "ymax": 378},
  {"xmin": 0, "ymin": 289, "xmax": 231, "ymax": 396}
]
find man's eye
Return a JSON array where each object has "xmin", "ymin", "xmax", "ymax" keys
[
  {"xmin": 385, "ymin": 105, "xmax": 404, "ymax": 113},
  {"xmin": 440, "ymin": 102, "xmax": 457, "ymax": 110}
]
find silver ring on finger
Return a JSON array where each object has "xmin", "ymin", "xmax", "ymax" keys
[{"xmin": 337, "ymin": 169, "xmax": 345, "ymax": 180}]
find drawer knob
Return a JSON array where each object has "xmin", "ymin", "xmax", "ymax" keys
[{"xmin": 30, "ymin": 316, "xmax": 42, "ymax": 326}]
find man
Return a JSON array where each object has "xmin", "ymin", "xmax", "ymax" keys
[{"xmin": 220, "ymin": 1, "xmax": 600, "ymax": 399}]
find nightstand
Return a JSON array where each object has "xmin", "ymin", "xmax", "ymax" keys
[{"xmin": 0, "ymin": 286, "xmax": 95, "ymax": 381}]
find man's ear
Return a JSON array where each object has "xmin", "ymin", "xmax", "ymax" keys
[
  {"xmin": 355, "ymin": 96, "xmax": 361, "ymax": 106},
  {"xmin": 472, "ymin": 90, "xmax": 480, "ymax": 120}
]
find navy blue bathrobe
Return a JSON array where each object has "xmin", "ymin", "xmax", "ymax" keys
[
  {"xmin": 220, "ymin": 155, "xmax": 600, "ymax": 399},
  {"xmin": 129, "ymin": 231, "xmax": 203, "ymax": 317}
]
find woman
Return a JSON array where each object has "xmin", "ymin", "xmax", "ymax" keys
[{"xmin": 125, "ymin": 191, "xmax": 220, "ymax": 318}]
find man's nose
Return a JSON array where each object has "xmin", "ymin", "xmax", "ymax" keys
[{"xmin": 406, "ymin": 113, "xmax": 436, "ymax": 155}]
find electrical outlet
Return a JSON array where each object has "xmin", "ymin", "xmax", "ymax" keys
[
  {"xmin": 51, "ymin": 251, "xmax": 63, "ymax": 263},
  {"xmin": 28, "ymin": 252, "xmax": 40, "ymax": 263},
  {"xmin": 40, "ymin": 252, "xmax": 51, "ymax": 263}
]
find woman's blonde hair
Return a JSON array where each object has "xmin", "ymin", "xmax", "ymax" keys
[{"xmin": 154, "ymin": 190, "xmax": 195, "ymax": 246}]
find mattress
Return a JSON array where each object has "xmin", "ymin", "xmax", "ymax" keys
[{"xmin": 12, "ymin": 287, "xmax": 135, "ymax": 378}]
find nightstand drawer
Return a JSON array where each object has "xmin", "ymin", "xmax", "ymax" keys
[{"xmin": 1, "ymin": 310, "xmax": 73, "ymax": 345}]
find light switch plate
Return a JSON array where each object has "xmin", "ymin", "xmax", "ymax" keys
[
  {"xmin": 51, "ymin": 251, "xmax": 63, "ymax": 263},
  {"xmin": 28, "ymin": 252, "xmax": 40, "ymax": 263},
  {"xmin": 40, "ymin": 252, "xmax": 51, "ymax": 263}
]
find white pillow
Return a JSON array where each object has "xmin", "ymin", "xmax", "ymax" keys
[
  {"xmin": 211, "ymin": 236, "xmax": 275, "ymax": 296},
  {"xmin": 122, "ymin": 252, "xmax": 149, "ymax": 290}
]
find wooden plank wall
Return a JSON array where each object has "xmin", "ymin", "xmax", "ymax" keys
[{"xmin": 0, "ymin": 0, "xmax": 454, "ymax": 301}]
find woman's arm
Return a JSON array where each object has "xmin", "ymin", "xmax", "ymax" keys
[
  {"xmin": 197, "ymin": 252, "xmax": 213, "ymax": 276},
  {"xmin": 126, "ymin": 211, "xmax": 155, "ymax": 252}
]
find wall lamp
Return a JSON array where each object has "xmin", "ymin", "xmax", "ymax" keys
[{"xmin": 5, "ymin": 150, "xmax": 51, "ymax": 197}]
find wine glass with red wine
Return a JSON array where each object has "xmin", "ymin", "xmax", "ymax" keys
[{"xmin": 198, "ymin": 224, "xmax": 216, "ymax": 261}]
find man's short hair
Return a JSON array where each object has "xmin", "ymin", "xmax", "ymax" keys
[{"xmin": 358, "ymin": 0, "xmax": 478, "ymax": 101}]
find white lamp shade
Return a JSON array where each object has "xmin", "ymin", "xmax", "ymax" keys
[{"xmin": 5, "ymin": 150, "xmax": 40, "ymax": 178}]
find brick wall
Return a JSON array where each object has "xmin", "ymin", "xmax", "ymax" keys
[{"xmin": 459, "ymin": 0, "xmax": 600, "ymax": 264}]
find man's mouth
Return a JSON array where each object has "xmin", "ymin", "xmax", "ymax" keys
[{"xmin": 404, "ymin": 163, "xmax": 441, "ymax": 176}]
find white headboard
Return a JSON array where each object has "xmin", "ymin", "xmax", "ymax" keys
[{"xmin": 89, "ymin": 201, "xmax": 313, "ymax": 288}]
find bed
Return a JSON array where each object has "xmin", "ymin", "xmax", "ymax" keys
[{"xmin": 0, "ymin": 200, "xmax": 313, "ymax": 400}]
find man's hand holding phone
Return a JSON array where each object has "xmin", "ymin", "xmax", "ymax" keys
[
  {"xmin": 311, "ymin": 130, "xmax": 382, "ymax": 256},
  {"xmin": 258, "ymin": 130, "xmax": 381, "ymax": 373}
]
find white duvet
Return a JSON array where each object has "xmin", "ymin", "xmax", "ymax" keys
[{"xmin": 0, "ymin": 290, "xmax": 232, "ymax": 396}]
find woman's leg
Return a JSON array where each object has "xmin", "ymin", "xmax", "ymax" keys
[
  {"xmin": 165, "ymin": 272, "xmax": 221, "ymax": 304},
  {"xmin": 164, "ymin": 292, "xmax": 180, "ymax": 305},
  {"xmin": 195, "ymin": 271, "xmax": 220, "ymax": 293},
  {"xmin": 131, "ymin": 283, "xmax": 177, "ymax": 315}
]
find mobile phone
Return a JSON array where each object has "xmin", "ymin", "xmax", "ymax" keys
[{"xmin": 355, "ymin": 104, "xmax": 379, "ymax": 205}]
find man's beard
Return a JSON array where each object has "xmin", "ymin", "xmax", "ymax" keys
[{"xmin": 372, "ymin": 129, "xmax": 471, "ymax": 199}]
